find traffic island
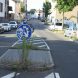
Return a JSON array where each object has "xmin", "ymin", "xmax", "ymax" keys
[{"xmin": 0, "ymin": 37, "xmax": 54, "ymax": 71}]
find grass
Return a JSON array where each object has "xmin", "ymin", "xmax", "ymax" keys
[
  {"xmin": 0, "ymin": 34, "xmax": 16, "ymax": 38},
  {"xmin": 53, "ymin": 30, "xmax": 78, "ymax": 41},
  {"xmin": 53, "ymin": 30, "xmax": 64, "ymax": 34},
  {"xmin": 71, "ymin": 36, "xmax": 78, "ymax": 40}
]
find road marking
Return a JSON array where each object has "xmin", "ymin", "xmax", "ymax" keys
[
  {"xmin": 45, "ymin": 73, "xmax": 54, "ymax": 78},
  {"xmin": 1, "ymin": 72, "xmax": 20, "ymax": 78},
  {"xmin": 55, "ymin": 73, "xmax": 60, "ymax": 78},
  {"xmin": 12, "ymin": 41, "xmax": 18, "ymax": 47},
  {"xmin": 30, "ymin": 39, "xmax": 43, "ymax": 42},
  {"xmin": 33, "ymin": 42, "xmax": 45, "ymax": 44},
  {"xmin": 42, "ymin": 39, "xmax": 50, "ymax": 50},
  {"xmin": 38, "ymin": 45, "xmax": 46, "ymax": 48},
  {"xmin": 45, "ymin": 73, "xmax": 60, "ymax": 78}
]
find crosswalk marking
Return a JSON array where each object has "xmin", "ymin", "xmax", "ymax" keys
[
  {"xmin": 45, "ymin": 73, "xmax": 60, "ymax": 78},
  {"xmin": 45, "ymin": 73, "xmax": 54, "ymax": 78},
  {"xmin": 55, "ymin": 73, "xmax": 60, "ymax": 78},
  {"xmin": 38, "ymin": 45, "xmax": 46, "ymax": 47},
  {"xmin": 33, "ymin": 42, "xmax": 45, "ymax": 44},
  {"xmin": 1, "ymin": 72, "xmax": 20, "ymax": 78}
]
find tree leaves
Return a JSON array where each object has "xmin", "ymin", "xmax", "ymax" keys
[
  {"xmin": 56, "ymin": 0, "xmax": 78, "ymax": 13},
  {"xmin": 43, "ymin": 1, "xmax": 51, "ymax": 18}
]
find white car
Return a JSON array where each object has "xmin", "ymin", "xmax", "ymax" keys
[
  {"xmin": 48, "ymin": 23, "xmax": 63, "ymax": 31},
  {"xmin": 64, "ymin": 28, "xmax": 77, "ymax": 37},
  {"xmin": 48, "ymin": 24, "xmax": 55, "ymax": 30},
  {"xmin": 64, "ymin": 23, "xmax": 77, "ymax": 37},
  {"xmin": 1, "ymin": 23, "xmax": 11, "ymax": 31},
  {"xmin": 9, "ymin": 21, "xmax": 17, "ymax": 29}
]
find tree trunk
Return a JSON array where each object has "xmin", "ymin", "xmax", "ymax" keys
[
  {"xmin": 77, "ymin": 11, "xmax": 78, "ymax": 23},
  {"xmin": 62, "ymin": 11, "xmax": 64, "ymax": 30}
]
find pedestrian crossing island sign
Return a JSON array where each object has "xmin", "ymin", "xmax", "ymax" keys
[{"xmin": 16, "ymin": 24, "xmax": 32, "ymax": 41}]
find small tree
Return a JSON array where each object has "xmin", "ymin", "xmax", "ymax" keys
[
  {"xmin": 20, "ymin": 2, "xmax": 25, "ymax": 13},
  {"xmin": 29, "ymin": 9, "xmax": 36, "ymax": 14},
  {"xmin": 56, "ymin": 0, "xmax": 78, "ymax": 29},
  {"xmin": 43, "ymin": 0, "xmax": 51, "ymax": 23}
]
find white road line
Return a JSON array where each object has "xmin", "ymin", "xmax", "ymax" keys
[
  {"xmin": 12, "ymin": 41, "xmax": 18, "ymax": 47},
  {"xmin": 55, "ymin": 73, "xmax": 60, "ymax": 78},
  {"xmin": 45, "ymin": 73, "xmax": 54, "ymax": 78},
  {"xmin": 33, "ymin": 42, "xmax": 45, "ymax": 44},
  {"xmin": 1, "ymin": 72, "xmax": 20, "ymax": 78},
  {"xmin": 42, "ymin": 39, "xmax": 50, "ymax": 50},
  {"xmin": 38, "ymin": 45, "xmax": 46, "ymax": 47},
  {"xmin": 30, "ymin": 39, "xmax": 43, "ymax": 42},
  {"xmin": 44, "ymin": 72, "xmax": 60, "ymax": 78}
]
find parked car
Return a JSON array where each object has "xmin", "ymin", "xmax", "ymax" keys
[
  {"xmin": 64, "ymin": 25, "xmax": 77, "ymax": 37},
  {"xmin": 48, "ymin": 23, "xmax": 55, "ymax": 30},
  {"xmin": 9, "ymin": 21, "xmax": 18, "ymax": 29},
  {"xmin": 1, "ymin": 23, "xmax": 11, "ymax": 31},
  {"xmin": 48, "ymin": 23, "xmax": 63, "ymax": 30},
  {"xmin": 40, "ymin": 17, "xmax": 45, "ymax": 22},
  {"xmin": 0, "ymin": 25, "xmax": 4, "ymax": 33}
]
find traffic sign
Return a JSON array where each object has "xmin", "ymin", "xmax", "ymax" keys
[{"xmin": 16, "ymin": 24, "xmax": 32, "ymax": 41}]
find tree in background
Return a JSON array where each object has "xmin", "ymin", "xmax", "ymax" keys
[
  {"xmin": 29, "ymin": 9, "xmax": 36, "ymax": 14},
  {"xmin": 56, "ymin": 0, "xmax": 78, "ymax": 29},
  {"xmin": 20, "ymin": 2, "xmax": 25, "ymax": 13},
  {"xmin": 43, "ymin": 0, "xmax": 51, "ymax": 23}
]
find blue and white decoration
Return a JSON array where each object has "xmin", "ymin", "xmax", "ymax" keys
[{"xmin": 16, "ymin": 24, "xmax": 32, "ymax": 41}]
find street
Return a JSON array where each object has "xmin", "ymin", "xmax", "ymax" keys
[{"xmin": 0, "ymin": 19, "xmax": 78, "ymax": 78}]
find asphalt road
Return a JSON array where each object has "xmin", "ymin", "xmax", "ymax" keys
[
  {"xmin": 0, "ymin": 30, "xmax": 17, "ymax": 56},
  {"xmin": 28, "ymin": 19, "xmax": 78, "ymax": 78},
  {"xmin": 0, "ymin": 19, "xmax": 78, "ymax": 78}
]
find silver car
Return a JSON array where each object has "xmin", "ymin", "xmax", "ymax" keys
[
  {"xmin": 9, "ymin": 21, "xmax": 17, "ymax": 29},
  {"xmin": 1, "ymin": 23, "xmax": 11, "ymax": 31}
]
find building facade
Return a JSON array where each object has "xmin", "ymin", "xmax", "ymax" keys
[
  {"xmin": 0, "ymin": 0, "xmax": 5, "ymax": 22},
  {"xmin": 50, "ymin": 0, "xmax": 78, "ymax": 23},
  {"xmin": 56, "ymin": 6, "xmax": 78, "ymax": 23},
  {"xmin": 11, "ymin": 0, "xmax": 25, "ymax": 20}
]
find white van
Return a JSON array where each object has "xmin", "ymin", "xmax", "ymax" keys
[{"xmin": 48, "ymin": 23, "xmax": 63, "ymax": 30}]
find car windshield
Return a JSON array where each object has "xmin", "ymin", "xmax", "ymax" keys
[
  {"xmin": 55, "ymin": 23, "xmax": 62, "ymax": 26},
  {"xmin": 2, "ymin": 24, "xmax": 8, "ymax": 26},
  {"xmin": 9, "ymin": 22, "xmax": 15, "ymax": 24}
]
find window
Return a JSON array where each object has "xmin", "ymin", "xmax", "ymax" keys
[
  {"xmin": 9, "ymin": 22, "xmax": 16, "ymax": 24},
  {"xmin": 55, "ymin": 23, "xmax": 62, "ymax": 26},
  {"xmin": 0, "ymin": 2, "xmax": 3, "ymax": 12}
]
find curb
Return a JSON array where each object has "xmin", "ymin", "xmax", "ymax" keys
[{"xmin": 0, "ymin": 36, "xmax": 54, "ymax": 71}]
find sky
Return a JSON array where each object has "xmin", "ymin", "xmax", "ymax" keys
[{"xmin": 27, "ymin": 0, "xmax": 44, "ymax": 11}]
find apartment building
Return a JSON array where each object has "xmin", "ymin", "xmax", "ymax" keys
[
  {"xmin": 0, "ymin": 0, "xmax": 5, "ymax": 22},
  {"xmin": 56, "ymin": 6, "xmax": 78, "ymax": 23},
  {"xmin": 11, "ymin": 0, "xmax": 25, "ymax": 20},
  {"xmin": 0, "ymin": 0, "xmax": 13, "ymax": 22},
  {"xmin": 50, "ymin": 1, "xmax": 78, "ymax": 23},
  {"xmin": 9, "ymin": 0, "xmax": 15, "ymax": 20}
]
